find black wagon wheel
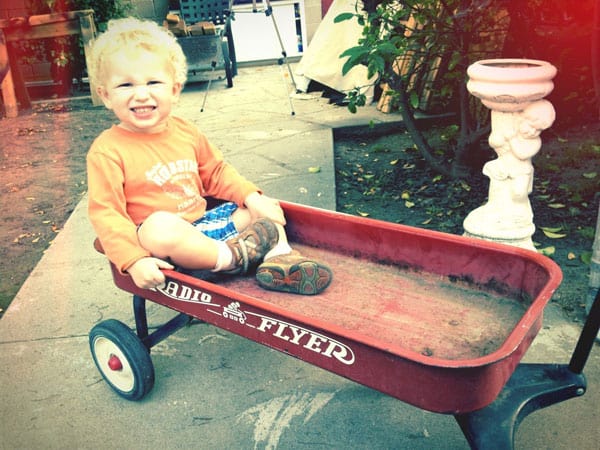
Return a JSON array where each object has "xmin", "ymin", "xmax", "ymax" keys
[{"xmin": 89, "ymin": 319, "xmax": 155, "ymax": 401}]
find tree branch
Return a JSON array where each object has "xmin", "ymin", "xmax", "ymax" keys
[{"xmin": 389, "ymin": 72, "xmax": 453, "ymax": 178}]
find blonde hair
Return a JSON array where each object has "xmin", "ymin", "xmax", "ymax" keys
[{"xmin": 89, "ymin": 17, "xmax": 188, "ymax": 87}]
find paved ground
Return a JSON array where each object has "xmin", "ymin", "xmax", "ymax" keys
[{"xmin": 0, "ymin": 64, "xmax": 598, "ymax": 449}]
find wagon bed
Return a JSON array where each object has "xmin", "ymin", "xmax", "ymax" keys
[{"xmin": 106, "ymin": 202, "xmax": 561, "ymax": 413}]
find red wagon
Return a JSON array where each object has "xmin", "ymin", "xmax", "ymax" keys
[{"xmin": 89, "ymin": 201, "xmax": 598, "ymax": 449}]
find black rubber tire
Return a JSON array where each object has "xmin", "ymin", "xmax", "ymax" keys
[{"xmin": 89, "ymin": 319, "xmax": 155, "ymax": 401}]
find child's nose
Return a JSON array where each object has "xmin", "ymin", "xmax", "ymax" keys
[{"xmin": 133, "ymin": 84, "xmax": 150, "ymax": 99}]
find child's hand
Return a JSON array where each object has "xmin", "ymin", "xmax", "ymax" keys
[
  {"xmin": 126, "ymin": 256, "xmax": 174, "ymax": 290},
  {"xmin": 244, "ymin": 192, "xmax": 286, "ymax": 225}
]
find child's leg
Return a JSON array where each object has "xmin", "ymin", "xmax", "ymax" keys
[
  {"xmin": 232, "ymin": 208, "xmax": 293, "ymax": 260},
  {"xmin": 265, "ymin": 223, "xmax": 293, "ymax": 258},
  {"xmin": 137, "ymin": 211, "xmax": 221, "ymax": 268},
  {"xmin": 138, "ymin": 209, "xmax": 279, "ymax": 273}
]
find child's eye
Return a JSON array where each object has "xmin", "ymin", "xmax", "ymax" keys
[
  {"xmin": 148, "ymin": 80, "xmax": 164, "ymax": 86},
  {"xmin": 116, "ymin": 82, "xmax": 133, "ymax": 88}
]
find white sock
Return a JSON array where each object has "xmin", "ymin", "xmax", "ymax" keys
[
  {"xmin": 212, "ymin": 240, "xmax": 234, "ymax": 272},
  {"xmin": 263, "ymin": 223, "xmax": 292, "ymax": 260},
  {"xmin": 264, "ymin": 241, "xmax": 293, "ymax": 260}
]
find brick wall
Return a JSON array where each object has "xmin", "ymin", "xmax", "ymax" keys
[
  {"xmin": 0, "ymin": 0, "xmax": 28, "ymax": 20},
  {"xmin": 0, "ymin": 0, "xmax": 170, "ymax": 22}
]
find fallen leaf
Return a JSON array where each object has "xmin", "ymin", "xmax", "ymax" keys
[
  {"xmin": 541, "ymin": 226, "xmax": 563, "ymax": 233},
  {"xmin": 421, "ymin": 218, "xmax": 432, "ymax": 225},
  {"xmin": 390, "ymin": 159, "xmax": 399, "ymax": 165},
  {"xmin": 357, "ymin": 210, "xmax": 369, "ymax": 217},
  {"xmin": 308, "ymin": 166, "xmax": 321, "ymax": 173},
  {"xmin": 581, "ymin": 251, "xmax": 592, "ymax": 264},
  {"xmin": 404, "ymin": 201, "xmax": 415, "ymax": 208},
  {"xmin": 567, "ymin": 252, "xmax": 576, "ymax": 260},
  {"xmin": 542, "ymin": 229, "xmax": 567, "ymax": 239},
  {"xmin": 539, "ymin": 246, "xmax": 555, "ymax": 256},
  {"xmin": 548, "ymin": 203, "xmax": 566, "ymax": 209},
  {"xmin": 582, "ymin": 172, "xmax": 597, "ymax": 179},
  {"xmin": 401, "ymin": 191, "xmax": 410, "ymax": 200}
]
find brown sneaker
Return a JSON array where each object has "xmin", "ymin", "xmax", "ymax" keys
[
  {"xmin": 225, "ymin": 218, "xmax": 279, "ymax": 274},
  {"xmin": 256, "ymin": 252, "xmax": 333, "ymax": 295}
]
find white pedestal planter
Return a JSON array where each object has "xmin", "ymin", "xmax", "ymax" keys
[{"xmin": 463, "ymin": 59, "xmax": 557, "ymax": 250}]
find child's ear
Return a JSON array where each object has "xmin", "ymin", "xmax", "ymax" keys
[
  {"xmin": 172, "ymin": 82, "xmax": 183, "ymax": 100},
  {"xmin": 96, "ymin": 86, "xmax": 113, "ymax": 109}
]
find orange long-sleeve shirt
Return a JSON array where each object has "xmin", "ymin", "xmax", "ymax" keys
[{"xmin": 87, "ymin": 116, "xmax": 259, "ymax": 272}]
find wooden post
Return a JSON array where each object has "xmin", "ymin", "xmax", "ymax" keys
[
  {"xmin": 0, "ymin": 30, "xmax": 18, "ymax": 118},
  {"xmin": 77, "ymin": 11, "xmax": 100, "ymax": 105}
]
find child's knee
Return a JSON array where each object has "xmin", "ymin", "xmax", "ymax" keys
[
  {"xmin": 143, "ymin": 211, "xmax": 178, "ymax": 230},
  {"xmin": 232, "ymin": 207, "xmax": 252, "ymax": 231},
  {"xmin": 138, "ymin": 211, "xmax": 180, "ymax": 247}
]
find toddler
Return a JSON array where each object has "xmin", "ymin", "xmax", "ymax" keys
[{"xmin": 87, "ymin": 18, "xmax": 332, "ymax": 295}]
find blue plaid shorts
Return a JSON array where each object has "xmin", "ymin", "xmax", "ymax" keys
[{"xmin": 191, "ymin": 201, "xmax": 239, "ymax": 241}]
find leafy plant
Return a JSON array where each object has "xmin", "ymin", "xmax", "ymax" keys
[
  {"xmin": 67, "ymin": 0, "xmax": 134, "ymax": 31},
  {"xmin": 335, "ymin": 0, "xmax": 516, "ymax": 179}
]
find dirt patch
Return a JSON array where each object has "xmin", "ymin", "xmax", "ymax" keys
[
  {"xmin": 0, "ymin": 99, "xmax": 115, "ymax": 316},
  {"xmin": 0, "ymin": 100, "xmax": 598, "ymax": 325}
]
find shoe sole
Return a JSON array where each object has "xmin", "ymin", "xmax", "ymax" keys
[{"xmin": 256, "ymin": 260, "xmax": 332, "ymax": 295}]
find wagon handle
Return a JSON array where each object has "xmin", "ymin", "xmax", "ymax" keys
[
  {"xmin": 456, "ymin": 288, "xmax": 598, "ymax": 450},
  {"xmin": 568, "ymin": 287, "xmax": 600, "ymax": 374},
  {"xmin": 570, "ymin": 201, "xmax": 600, "ymax": 373}
]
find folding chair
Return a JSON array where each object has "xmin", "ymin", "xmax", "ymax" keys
[{"xmin": 179, "ymin": 0, "xmax": 236, "ymax": 87}]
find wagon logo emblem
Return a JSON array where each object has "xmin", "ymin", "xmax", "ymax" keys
[
  {"xmin": 222, "ymin": 302, "xmax": 247, "ymax": 324},
  {"xmin": 255, "ymin": 315, "xmax": 355, "ymax": 365}
]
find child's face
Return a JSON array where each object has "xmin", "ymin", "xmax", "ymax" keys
[{"xmin": 97, "ymin": 49, "xmax": 182, "ymax": 134}]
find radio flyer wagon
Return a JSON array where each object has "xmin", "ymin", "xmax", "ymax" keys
[{"xmin": 89, "ymin": 201, "xmax": 599, "ymax": 449}]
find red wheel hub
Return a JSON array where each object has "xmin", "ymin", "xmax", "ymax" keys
[{"xmin": 108, "ymin": 354, "xmax": 123, "ymax": 371}]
